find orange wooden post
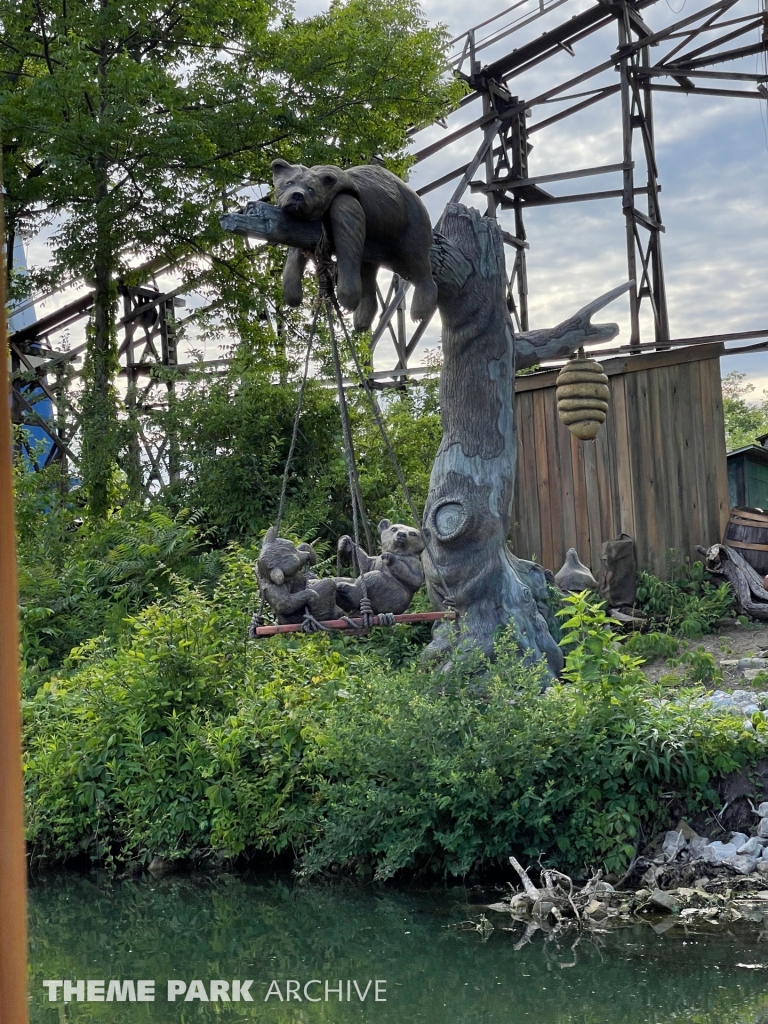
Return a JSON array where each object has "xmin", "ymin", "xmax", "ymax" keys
[{"xmin": 0, "ymin": 164, "xmax": 30, "ymax": 1024}]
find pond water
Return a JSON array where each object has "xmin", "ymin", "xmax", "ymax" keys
[{"xmin": 28, "ymin": 873, "xmax": 768, "ymax": 1023}]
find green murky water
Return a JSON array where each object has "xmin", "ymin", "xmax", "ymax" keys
[{"xmin": 28, "ymin": 873, "xmax": 768, "ymax": 1022}]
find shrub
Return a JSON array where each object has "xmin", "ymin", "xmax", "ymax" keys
[
  {"xmin": 624, "ymin": 631, "xmax": 680, "ymax": 661},
  {"xmin": 635, "ymin": 560, "xmax": 734, "ymax": 638},
  {"xmin": 23, "ymin": 590, "xmax": 760, "ymax": 879}
]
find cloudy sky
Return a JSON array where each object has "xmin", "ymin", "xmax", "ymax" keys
[{"xmin": 19, "ymin": 0, "xmax": 768, "ymax": 393}]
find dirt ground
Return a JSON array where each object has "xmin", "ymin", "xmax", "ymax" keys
[{"xmin": 640, "ymin": 619, "xmax": 768, "ymax": 688}]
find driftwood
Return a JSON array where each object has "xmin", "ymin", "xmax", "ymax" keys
[{"xmin": 699, "ymin": 543, "xmax": 768, "ymax": 621}]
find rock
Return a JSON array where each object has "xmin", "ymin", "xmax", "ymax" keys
[
  {"xmin": 742, "ymin": 672, "xmax": 764, "ymax": 685},
  {"xmin": 147, "ymin": 856, "xmax": 175, "ymax": 879},
  {"xmin": 757, "ymin": 802, "xmax": 768, "ymax": 817},
  {"xmin": 676, "ymin": 820, "xmax": 700, "ymax": 842},
  {"xmin": 737, "ymin": 659, "xmax": 768, "ymax": 669},
  {"xmin": 757, "ymin": 861, "xmax": 768, "ymax": 876},
  {"xmin": 726, "ymin": 854, "xmax": 758, "ymax": 875},
  {"xmin": 758, "ymin": 819, "xmax": 768, "ymax": 839},
  {"xmin": 649, "ymin": 889, "xmax": 678, "ymax": 912},
  {"xmin": 737, "ymin": 837, "xmax": 764, "ymax": 856},
  {"xmin": 554, "ymin": 548, "xmax": 598, "ymax": 592},
  {"xmin": 584, "ymin": 899, "xmax": 607, "ymax": 917},
  {"xmin": 701, "ymin": 842, "xmax": 738, "ymax": 865},
  {"xmin": 732, "ymin": 689, "xmax": 755, "ymax": 702},
  {"xmin": 690, "ymin": 837, "xmax": 711, "ymax": 856},
  {"xmin": 662, "ymin": 831, "xmax": 688, "ymax": 858},
  {"xmin": 742, "ymin": 703, "xmax": 761, "ymax": 714},
  {"xmin": 707, "ymin": 691, "xmax": 742, "ymax": 712},
  {"xmin": 730, "ymin": 832, "xmax": 749, "ymax": 848}
]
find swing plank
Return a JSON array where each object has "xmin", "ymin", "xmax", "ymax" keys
[{"xmin": 253, "ymin": 610, "xmax": 457, "ymax": 637}]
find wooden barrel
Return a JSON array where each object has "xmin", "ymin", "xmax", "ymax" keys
[{"xmin": 724, "ymin": 506, "xmax": 768, "ymax": 574}]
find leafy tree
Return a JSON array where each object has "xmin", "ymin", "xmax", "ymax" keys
[
  {"xmin": 721, "ymin": 370, "xmax": 768, "ymax": 450},
  {"xmin": 0, "ymin": 0, "xmax": 461, "ymax": 515},
  {"xmin": 162, "ymin": 351, "xmax": 441, "ymax": 545}
]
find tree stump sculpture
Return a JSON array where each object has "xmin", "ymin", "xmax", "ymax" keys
[{"xmin": 221, "ymin": 190, "xmax": 628, "ymax": 677}]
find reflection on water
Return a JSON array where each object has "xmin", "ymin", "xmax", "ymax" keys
[{"xmin": 28, "ymin": 873, "xmax": 768, "ymax": 1022}]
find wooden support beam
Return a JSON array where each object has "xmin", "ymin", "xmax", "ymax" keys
[
  {"xmin": 500, "ymin": 186, "xmax": 652, "ymax": 208},
  {"xmin": 471, "ymin": 161, "xmax": 632, "ymax": 192},
  {"xmin": 649, "ymin": 83, "xmax": 766, "ymax": 99}
]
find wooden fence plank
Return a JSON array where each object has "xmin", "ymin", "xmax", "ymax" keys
[
  {"xmin": 570, "ymin": 430, "xmax": 591, "ymax": 566},
  {"xmin": 532, "ymin": 389, "xmax": 555, "ymax": 569}
]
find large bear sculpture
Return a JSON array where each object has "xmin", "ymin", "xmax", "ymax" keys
[{"xmin": 272, "ymin": 158, "xmax": 438, "ymax": 332}]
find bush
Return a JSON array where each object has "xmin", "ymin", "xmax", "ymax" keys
[
  {"xmin": 23, "ymin": 588, "xmax": 760, "ymax": 879},
  {"xmin": 15, "ymin": 462, "xmax": 220, "ymax": 681},
  {"xmin": 635, "ymin": 559, "xmax": 734, "ymax": 638},
  {"xmin": 624, "ymin": 631, "xmax": 680, "ymax": 661}
]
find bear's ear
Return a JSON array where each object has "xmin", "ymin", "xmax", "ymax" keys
[
  {"xmin": 378, "ymin": 518, "xmax": 391, "ymax": 533},
  {"xmin": 271, "ymin": 158, "xmax": 294, "ymax": 180}
]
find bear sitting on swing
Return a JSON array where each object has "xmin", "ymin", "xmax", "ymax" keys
[
  {"xmin": 256, "ymin": 527, "xmax": 342, "ymax": 626},
  {"xmin": 336, "ymin": 519, "xmax": 425, "ymax": 616}
]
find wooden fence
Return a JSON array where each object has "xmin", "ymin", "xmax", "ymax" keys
[{"xmin": 510, "ymin": 342, "xmax": 729, "ymax": 578}]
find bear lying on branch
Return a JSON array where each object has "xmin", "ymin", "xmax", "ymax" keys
[{"xmin": 272, "ymin": 159, "xmax": 438, "ymax": 332}]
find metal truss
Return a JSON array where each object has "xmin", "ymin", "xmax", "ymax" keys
[
  {"xmin": 366, "ymin": 0, "xmax": 768, "ymax": 376},
  {"xmin": 8, "ymin": 0, "xmax": 768, "ymax": 475}
]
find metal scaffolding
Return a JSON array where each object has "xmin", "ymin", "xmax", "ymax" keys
[
  {"xmin": 367, "ymin": 0, "xmax": 768, "ymax": 371},
  {"xmin": 7, "ymin": 0, "xmax": 768, "ymax": 480}
]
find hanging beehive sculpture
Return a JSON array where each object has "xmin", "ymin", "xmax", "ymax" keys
[{"xmin": 555, "ymin": 349, "xmax": 610, "ymax": 441}]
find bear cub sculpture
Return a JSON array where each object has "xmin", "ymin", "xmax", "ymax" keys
[
  {"xmin": 255, "ymin": 527, "xmax": 342, "ymax": 627},
  {"xmin": 272, "ymin": 158, "xmax": 438, "ymax": 332},
  {"xmin": 336, "ymin": 519, "xmax": 425, "ymax": 616}
]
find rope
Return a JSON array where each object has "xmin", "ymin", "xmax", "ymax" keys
[
  {"xmin": 330, "ymin": 295, "xmax": 456, "ymax": 616},
  {"xmin": 330, "ymin": 294, "xmax": 421, "ymax": 527},
  {"xmin": 326, "ymin": 298, "xmax": 374, "ymax": 628},
  {"xmin": 274, "ymin": 304, "xmax": 320, "ymax": 536},
  {"xmin": 251, "ymin": 307, "xmax": 320, "ymax": 633}
]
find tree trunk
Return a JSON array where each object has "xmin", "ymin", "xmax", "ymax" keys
[
  {"xmin": 421, "ymin": 205, "xmax": 563, "ymax": 675},
  {"xmin": 80, "ymin": 34, "xmax": 119, "ymax": 517}
]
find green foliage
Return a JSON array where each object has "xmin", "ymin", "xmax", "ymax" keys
[
  {"xmin": 635, "ymin": 559, "xmax": 734, "ymax": 638},
  {"xmin": 673, "ymin": 648, "xmax": 723, "ymax": 685},
  {"xmin": 721, "ymin": 371, "xmax": 768, "ymax": 451},
  {"xmin": 23, "ymin": 587, "xmax": 758, "ymax": 879},
  {"xmin": 165, "ymin": 365, "xmax": 441, "ymax": 543},
  {"xmin": 14, "ymin": 461, "xmax": 215, "ymax": 681},
  {"xmin": 1, "ymin": 0, "xmax": 461, "ymax": 510},
  {"xmin": 624, "ymin": 630, "xmax": 680, "ymax": 661}
]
